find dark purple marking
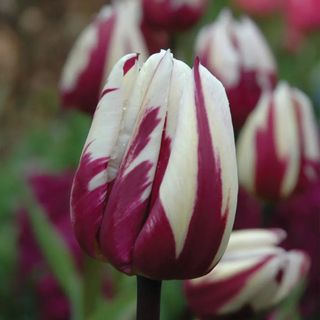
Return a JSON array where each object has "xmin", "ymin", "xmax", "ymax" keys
[
  {"xmin": 184, "ymin": 256, "xmax": 274, "ymax": 317},
  {"xmin": 123, "ymin": 54, "xmax": 139, "ymax": 75},
  {"xmin": 100, "ymin": 87, "xmax": 118, "ymax": 99},
  {"xmin": 99, "ymin": 107, "xmax": 163, "ymax": 274},
  {"xmin": 71, "ymin": 144, "xmax": 111, "ymax": 259},
  {"xmin": 132, "ymin": 60, "xmax": 229, "ymax": 280},
  {"xmin": 61, "ymin": 13, "xmax": 116, "ymax": 115},
  {"xmin": 255, "ymin": 99, "xmax": 288, "ymax": 201}
]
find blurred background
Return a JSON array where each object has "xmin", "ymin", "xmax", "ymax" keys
[{"xmin": 0, "ymin": 0, "xmax": 319, "ymax": 319}]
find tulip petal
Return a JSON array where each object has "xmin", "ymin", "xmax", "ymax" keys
[
  {"xmin": 71, "ymin": 53, "xmax": 140, "ymax": 258},
  {"xmin": 99, "ymin": 51, "xmax": 174, "ymax": 273}
]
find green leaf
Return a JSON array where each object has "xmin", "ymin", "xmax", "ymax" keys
[{"xmin": 26, "ymin": 191, "xmax": 83, "ymax": 320}]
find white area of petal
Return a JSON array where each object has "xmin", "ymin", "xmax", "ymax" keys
[
  {"xmin": 83, "ymin": 53, "xmax": 140, "ymax": 190},
  {"xmin": 273, "ymin": 82, "xmax": 300, "ymax": 196},
  {"xmin": 159, "ymin": 66, "xmax": 197, "ymax": 258},
  {"xmin": 235, "ymin": 16, "xmax": 276, "ymax": 75},
  {"xmin": 102, "ymin": 0, "xmax": 148, "ymax": 85},
  {"xmin": 196, "ymin": 10, "xmax": 241, "ymax": 87}
]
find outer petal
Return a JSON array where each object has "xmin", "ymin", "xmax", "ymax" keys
[
  {"xmin": 237, "ymin": 82, "xmax": 300, "ymax": 200},
  {"xmin": 70, "ymin": 53, "xmax": 141, "ymax": 259},
  {"xmin": 99, "ymin": 51, "xmax": 174, "ymax": 274},
  {"xmin": 132, "ymin": 59, "xmax": 238, "ymax": 280}
]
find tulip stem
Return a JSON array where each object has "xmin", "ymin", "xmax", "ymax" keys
[{"xmin": 136, "ymin": 276, "xmax": 162, "ymax": 320}]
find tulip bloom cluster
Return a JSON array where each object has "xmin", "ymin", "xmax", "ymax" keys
[
  {"xmin": 195, "ymin": 10, "xmax": 277, "ymax": 130},
  {"xmin": 71, "ymin": 50, "xmax": 238, "ymax": 280},
  {"xmin": 60, "ymin": 1, "xmax": 148, "ymax": 114},
  {"xmin": 184, "ymin": 229, "xmax": 310, "ymax": 319},
  {"xmin": 237, "ymin": 82, "xmax": 320, "ymax": 201}
]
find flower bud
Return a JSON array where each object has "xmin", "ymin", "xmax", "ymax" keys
[
  {"xmin": 195, "ymin": 10, "xmax": 277, "ymax": 130},
  {"xmin": 71, "ymin": 50, "xmax": 238, "ymax": 280},
  {"xmin": 60, "ymin": 1, "xmax": 148, "ymax": 115},
  {"xmin": 142, "ymin": 0, "xmax": 208, "ymax": 31},
  {"xmin": 237, "ymin": 82, "xmax": 320, "ymax": 201},
  {"xmin": 184, "ymin": 229, "xmax": 310, "ymax": 319}
]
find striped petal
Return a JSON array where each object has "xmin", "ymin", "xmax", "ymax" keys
[
  {"xmin": 237, "ymin": 82, "xmax": 300, "ymax": 200},
  {"xmin": 132, "ymin": 59, "xmax": 238, "ymax": 279},
  {"xmin": 99, "ymin": 51, "xmax": 174, "ymax": 273},
  {"xmin": 71, "ymin": 53, "xmax": 141, "ymax": 259},
  {"xmin": 184, "ymin": 229, "xmax": 310, "ymax": 318}
]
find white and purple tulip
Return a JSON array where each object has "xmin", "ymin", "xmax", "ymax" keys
[
  {"xmin": 195, "ymin": 10, "xmax": 277, "ymax": 130},
  {"xmin": 60, "ymin": 0, "xmax": 148, "ymax": 115},
  {"xmin": 70, "ymin": 50, "xmax": 238, "ymax": 280},
  {"xmin": 237, "ymin": 81, "xmax": 320, "ymax": 201},
  {"xmin": 142, "ymin": 0, "xmax": 208, "ymax": 31},
  {"xmin": 184, "ymin": 229, "xmax": 310, "ymax": 319}
]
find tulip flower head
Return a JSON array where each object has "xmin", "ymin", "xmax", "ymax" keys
[
  {"xmin": 184, "ymin": 229, "xmax": 310, "ymax": 319},
  {"xmin": 60, "ymin": 0, "xmax": 148, "ymax": 114},
  {"xmin": 71, "ymin": 50, "xmax": 238, "ymax": 280},
  {"xmin": 238, "ymin": 81, "xmax": 320, "ymax": 201},
  {"xmin": 195, "ymin": 10, "xmax": 277, "ymax": 130},
  {"xmin": 142, "ymin": 0, "xmax": 208, "ymax": 31}
]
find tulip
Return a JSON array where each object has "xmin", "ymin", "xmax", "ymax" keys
[
  {"xmin": 60, "ymin": 0, "xmax": 148, "ymax": 115},
  {"xmin": 195, "ymin": 10, "xmax": 277, "ymax": 130},
  {"xmin": 142, "ymin": 0, "xmax": 208, "ymax": 31},
  {"xmin": 71, "ymin": 50, "xmax": 238, "ymax": 280},
  {"xmin": 238, "ymin": 81, "xmax": 320, "ymax": 201},
  {"xmin": 184, "ymin": 229, "xmax": 310, "ymax": 320}
]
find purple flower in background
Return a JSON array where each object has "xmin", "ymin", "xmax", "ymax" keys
[{"xmin": 71, "ymin": 50, "xmax": 238, "ymax": 280}]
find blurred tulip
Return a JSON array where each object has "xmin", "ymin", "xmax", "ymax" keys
[
  {"xmin": 71, "ymin": 50, "xmax": 238, "ymax": 280},
  {"xmin": 291, "ymin": 87, "xmax": 320, "ymax": 192},
  {"xmin": 60, "ymin": 1, "xmax": 148, "ymax": 115},
  {"xmin": 271, "ymin": 180, "xmax": 320, "ymax": 317},
  {"xmin": 142, "ymin": 0, "xmax": 208, "ymax": 31},
  {"xmin": 238, "ymin": 81, "xmax": 320, "ymax": 200},
  {"xmin": 237, "ymin": 82, "xmax": 300, "ymax": 201},
  {"xmin": 196, "ymin": 10, "xmax": 277, "ymax": 130},
  {"xmin": 184, "ymin": 229, "xmax": 310, "ymax": 320},
  {"xmin": 233, "ymin": 0, "xmax": 282, "ymax": 16}
]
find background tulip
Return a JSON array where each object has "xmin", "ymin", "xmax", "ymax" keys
[
  {"xmin": 237, "ymin": 82, "xmax": 300, "ymax": 201},
  {"xmin": 184, "ymin": 229, "xmax": 310, "ymax": 320},
  {"xmin": 71, "ymin": 50, "xmax": 238, "ymax": 280},
  {"xmin": 60, "ymin": 0, "xmax": 148, "ymax": 115},
  {"xmin": 195, "ymin": 10, "xmax": 277, "ymax": 130},
  {"xmin": 142, "ymin": 0, "xmax": 208, "ymax": 31}
]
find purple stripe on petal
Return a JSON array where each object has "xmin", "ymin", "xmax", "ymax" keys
[
  {"xmin": 123, "ymin": 54, "xmax": 139, "ymax": 75},
  {"xmin": 71, "ymin": 147, "xmax": 111, "ymax": 259},
  {"xmin": 255, "ymin": 101, "xmax": 287, "ymax": 200},
  {"xmin": 99, "ymin": 107, "xmax": 163, "ymax": 274},
  {"xmin": 100, "ymin": 87, "xmax": 118, "ymax": 99},
  {"xmin": 132, "ymin": 60, "xmax": 228, "ymax": 280}
]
